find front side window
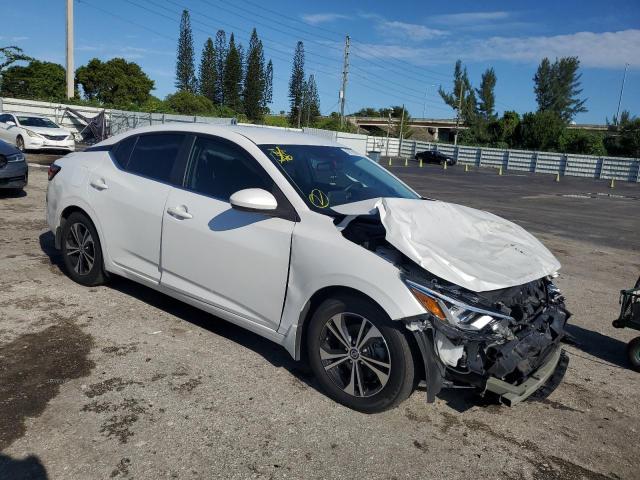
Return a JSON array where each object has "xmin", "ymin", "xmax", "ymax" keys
[
  {"xmin": 17, "ymin": 116, "xmax": 59, "ymax": 128},
  {"xmin": 126, "ymin": 133, "xmax": 184, "ymax": 183},
  {"xmin": 185, "ymin": 136, "xmax": 271, "ymax": 201},
  {"xmin": 258, "ymin": 144, "xmax": 419, "ymax": 211}
]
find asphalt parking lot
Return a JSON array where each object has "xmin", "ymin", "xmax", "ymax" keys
[{"xmin": 1, "ymin": 160, "xmax": 640, "ymax": 479}]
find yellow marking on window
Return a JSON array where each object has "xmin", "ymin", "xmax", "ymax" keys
[
  {"xmin": 308, "ymin": 189, "xmax": 329, "ymax": 208},
  {"xmin": 270, "ymin": 146, "xmax": 293, "ymax": 164}
]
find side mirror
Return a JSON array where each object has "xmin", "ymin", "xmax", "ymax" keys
[
  {"xmin": 6, "ymin": 121, "xmax": 15, "ymax": 126},
  {"xmin": 230, "ymin": 188, "xmax": 278, "ymax": 213}
]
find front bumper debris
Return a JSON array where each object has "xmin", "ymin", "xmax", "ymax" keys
[
  {"xmin": 405, "ymin": 301, "xmax": 570, "ymax": 406},
  {"xmin": 484, "ymin": 345, "xmax": 566, "ymax": 406}
]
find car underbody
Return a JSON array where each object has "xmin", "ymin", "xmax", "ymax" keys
[{"xmin": 340, "ymin": 211, "xmax": 570, "ymax": 405}]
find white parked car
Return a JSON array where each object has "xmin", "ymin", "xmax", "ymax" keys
[
  {"xmin": 46, "ymin": 124, "xmax": 569, "ymax": 412},
  {"xmin": 0, "ymin": 113, "xmax": 75, "ymax": 152}
]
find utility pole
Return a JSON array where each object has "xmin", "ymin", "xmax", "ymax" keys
[
  {"xmin": 422, "ymin": 83, "xmax": 437, "ymax": 119},
  {"xmin": 66, "ymin": 0, "xmax": 74, "ymax": 99},
  {"xmin": 454, "ymin": 83, "xmax": 464, "ymax": 146},
  {"xmin": 615, "ymin": 62, "xmax": 629, "ymax": 125},
  {"xmin": 339, "ymin": 35, "xmax": 350, "ymax": 127},
  {"xmin": 398, "ymin": 105, "xmax": 405, "ymax": 157}
]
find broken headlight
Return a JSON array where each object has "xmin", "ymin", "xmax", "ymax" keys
[{"xmin": 405, "ymin": 279, "xmax": 513, "ymax": 335}]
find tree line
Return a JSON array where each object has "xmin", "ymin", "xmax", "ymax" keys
[{"xmin": 353, "ymin": 58, "xmax": 638, "ymax": 158}]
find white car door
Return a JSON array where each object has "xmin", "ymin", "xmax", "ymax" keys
[
  {"xmin": 87, "ymin": 133, "xmax": 189, "ymax": 284},
  {"xmin": 160, "ymin": 135, "xmax": 297, "ymax": 330}
]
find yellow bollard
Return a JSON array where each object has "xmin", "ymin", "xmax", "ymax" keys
[
  {"xmin": 555, "ymin": 173, "xmax": 560, "ymax": 182},
  {"xmin": 610, "ymin": 178, "xmax": 615, "ymax": 189},
  {"xmin": 404, "ymin": 157, "xmax": 408, "ymax": 167},
  {"xmin": 419, "ymin": 158, "xmax": 423, "ymax": 168},
  {"xmin": 498, "ymin": 166, "xmax": 503, "ymax": 176},
  {"xmin": 464, "ymin": 164, "xmax": 469, "ymax": 173},
  {"xmin": 388, "ymin": 157, "xmax": 392, "ymax": 166},
  {"xmin": 443, "ymin": 161, "xmax": 447, "ymax": 170}
]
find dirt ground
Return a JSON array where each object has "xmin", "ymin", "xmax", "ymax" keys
[{"xmin": 1, "ymin": 165, "xmax": 639, "ymax": 479}]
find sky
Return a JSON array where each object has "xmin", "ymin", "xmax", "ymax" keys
[{"xmin": 1, "ymin": 0, "xmax": 639, "ymax": 124}]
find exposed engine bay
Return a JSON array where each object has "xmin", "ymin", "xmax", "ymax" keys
[{"xmin": 340, "ymin": 210, "xmax": 570, "ymax": 405}]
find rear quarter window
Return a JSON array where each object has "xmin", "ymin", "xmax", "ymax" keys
[{"xmin": 112, "ymin": 135, "xmax": 137, "ymax": 168}]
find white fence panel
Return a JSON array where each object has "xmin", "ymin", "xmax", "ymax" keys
[
  {"xmin": 480, "ymin": 148, "xmax": 507, "ymax": 169},
  {"xmin": 506, "ymin": 150, "xmax": 535, "ymax": 172},
  {"xmin": 535, "ymin": 152, "xmax": 564, "ymax": 175}
]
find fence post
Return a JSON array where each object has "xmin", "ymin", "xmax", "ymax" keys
[
  {"xmin": 455, "ymin": 146, "xmax": 459, "ymax": 163},
  {"xmin": 477, "ymin": 147, "xmax": 482, "ymax": 167},
  {"xmin": 532, "ymin": 152, "xmax": 538, "ymax": 173},
  {"xmin": 598, "ymin": 158, "xmax": 605, "ymax": 179},
  {"xmin": 505, "ymin": 150, "xmax": 510, "ymax": 171}
]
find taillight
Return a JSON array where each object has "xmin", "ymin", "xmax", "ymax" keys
[{"xmin": 48, "ymin": 163, "xmax": 61, "ymax": 181}]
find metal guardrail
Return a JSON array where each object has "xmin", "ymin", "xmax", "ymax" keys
[{"xmin": 365, "ymin": 137, "xmax": 639, "ymax": 182}]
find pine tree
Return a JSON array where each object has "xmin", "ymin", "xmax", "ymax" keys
[
  {"xmin": 303, "ymin": 74, "xmax": 320, "ymax": 126},
  {"xmin": 476, "ymin": 67, "xmax": 497, "ymax": 120},
  {"xmin": 199, "ymin": 38, "xmax": 216, "ymax": 102},
  {"xmin": 264, "ymin": 60, "xmax": 273, "ymax": 109},
  {"xmin": 534, "ymin": 57, "xmax": 587, "ymax": 122},
  {"xmin": 243, "ymin": 28, "xmax": 265, "ymax": 122},
  {"xmin": 175, "ymin": 9, "xmax": 197, "ymax": 92},
  {"xmin": 439, "ymin": 59, "xmax": 476, "ymax": 122},
  {"xmin": 534, "ymin": 58, "xmax": 554, "ymax": 112},
  {"xmin": 223, "ymin": 33, "xmax": 243, "ymax": 113},
  {"xmin": 213, "ymin": 30, "xmax": 227, "ymax": 105},
  {"xmin": 288, "ymin": 41, "xmax": 305, "ymax": 126}
]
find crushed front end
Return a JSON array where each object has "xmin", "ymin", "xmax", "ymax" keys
[{"xmin": 403, "ymin": 272, "xmax": 570, "ymax": 406}]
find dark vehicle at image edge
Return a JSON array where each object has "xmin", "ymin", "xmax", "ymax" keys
[
  {"xmin": 0, "ymin": 139, "xmax": 28, "ymax": 193},
  {"xmin": 415, "ymin": 149, "xmax": 456, "ymax": 166}
]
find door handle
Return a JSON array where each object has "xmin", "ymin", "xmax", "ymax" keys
[
  {"xmin": 90, "ymin": 179, "xmax": 109, "ymax": 190},
  {"xmin": 167, "ymin": 205, "xmax": 193, "ymax": 220}
]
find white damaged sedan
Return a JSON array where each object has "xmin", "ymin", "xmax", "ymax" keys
[{"xmin": 46, "ymin": 124, "xmax": 569, "ymax": 412}]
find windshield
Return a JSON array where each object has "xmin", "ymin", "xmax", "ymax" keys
[
  {"xmin": 17, "ymin": 117, "xmax": 59, "ymax": 128},
  {"xmin": 259, "ymin": 144, "xmax": 419, "ymax": 210}
]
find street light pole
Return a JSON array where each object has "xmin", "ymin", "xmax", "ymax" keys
[{"xmin": 615, "ymin": 62, "xmax": 629, "ymax": 125}]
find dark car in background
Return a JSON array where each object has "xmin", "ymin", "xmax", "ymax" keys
[
  {"xmin": 415, "ymin": 150, "xmax": 456, "ymax": 166},
  {"xmin": 0, "ymin": 139, "xmax": 28, "ymax": 193}
]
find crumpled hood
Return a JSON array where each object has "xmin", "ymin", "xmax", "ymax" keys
[{"xmin": 373, "ymin": 197, "xmax": 560, "ymax": 292}]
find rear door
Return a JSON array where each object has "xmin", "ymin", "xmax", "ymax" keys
[
  {"xmin": 87, "ymin": 132, "xmax": 189, "ymax": 283},
  {"xmin": 160, "ymin": 134, "xmax": 296, "ymax": 330}
]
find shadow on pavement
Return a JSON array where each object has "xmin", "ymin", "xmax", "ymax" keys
[
  {"xmin": 0, "ymin": 189, "xmax": 27, "ymax": 199},
  {"xmin": 38, "ymin": 231, "xmax": 318, "ymax": 393},
  {"xmin": 565, "ymin": 323, "xmax": 630, "ymax": 369},
  {"xmin": 0, "ymin": 454, "xmax": 48, "ymax": 480}
]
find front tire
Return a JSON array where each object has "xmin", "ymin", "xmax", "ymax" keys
[
  {"xmin": 61, "ymin": 212, "xmax": 107, "ymax": 286},
  {"xmin": 307, "ymin": 294, "xmax": 416, "ymax": 413}
]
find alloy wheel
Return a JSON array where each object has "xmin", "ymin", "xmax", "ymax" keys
[
  {"xmin": 65, "ymin": 222, "xmax": 96, "ymax": 275},
  {"xmin": 319, "ymin": 312, "xmax": 392, "ymax": 398},
  {"xmin": 16, "ymin": 137, "xmax": 25, "ymax": 152}
]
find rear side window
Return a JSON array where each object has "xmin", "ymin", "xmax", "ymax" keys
[
  {"xmin": 126, "ymin": 134, "xmax": 184, "ymax": 183},
  {"xmin": 112, "ymin": 135, "xmax": 137, "ymax": 168}
]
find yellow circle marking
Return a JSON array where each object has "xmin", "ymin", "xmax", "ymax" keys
[{"xmin": 308, "ymin": 189, "xmax": 329, "ymax": 208}]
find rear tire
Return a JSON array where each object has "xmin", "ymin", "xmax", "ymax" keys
[
  {"xmin": 307, "ymin": 294, "xmax": 416, "ymax": 413},
  {"xmin": 61, "ymin": 211, "xmax": 107, "ymax": 286},
  {"xmin": 627, "ymin": 337, "xmax": 640, "ymax": 372}
]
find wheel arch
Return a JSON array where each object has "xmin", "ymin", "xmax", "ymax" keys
[{"xmin": 56, "ymin": 205, "xmax": 101, "ymax": 250}]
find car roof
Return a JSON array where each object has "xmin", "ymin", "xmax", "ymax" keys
[{"xmin": 98, "ymin": 123, "xmax": 342, "ymax": 148}]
